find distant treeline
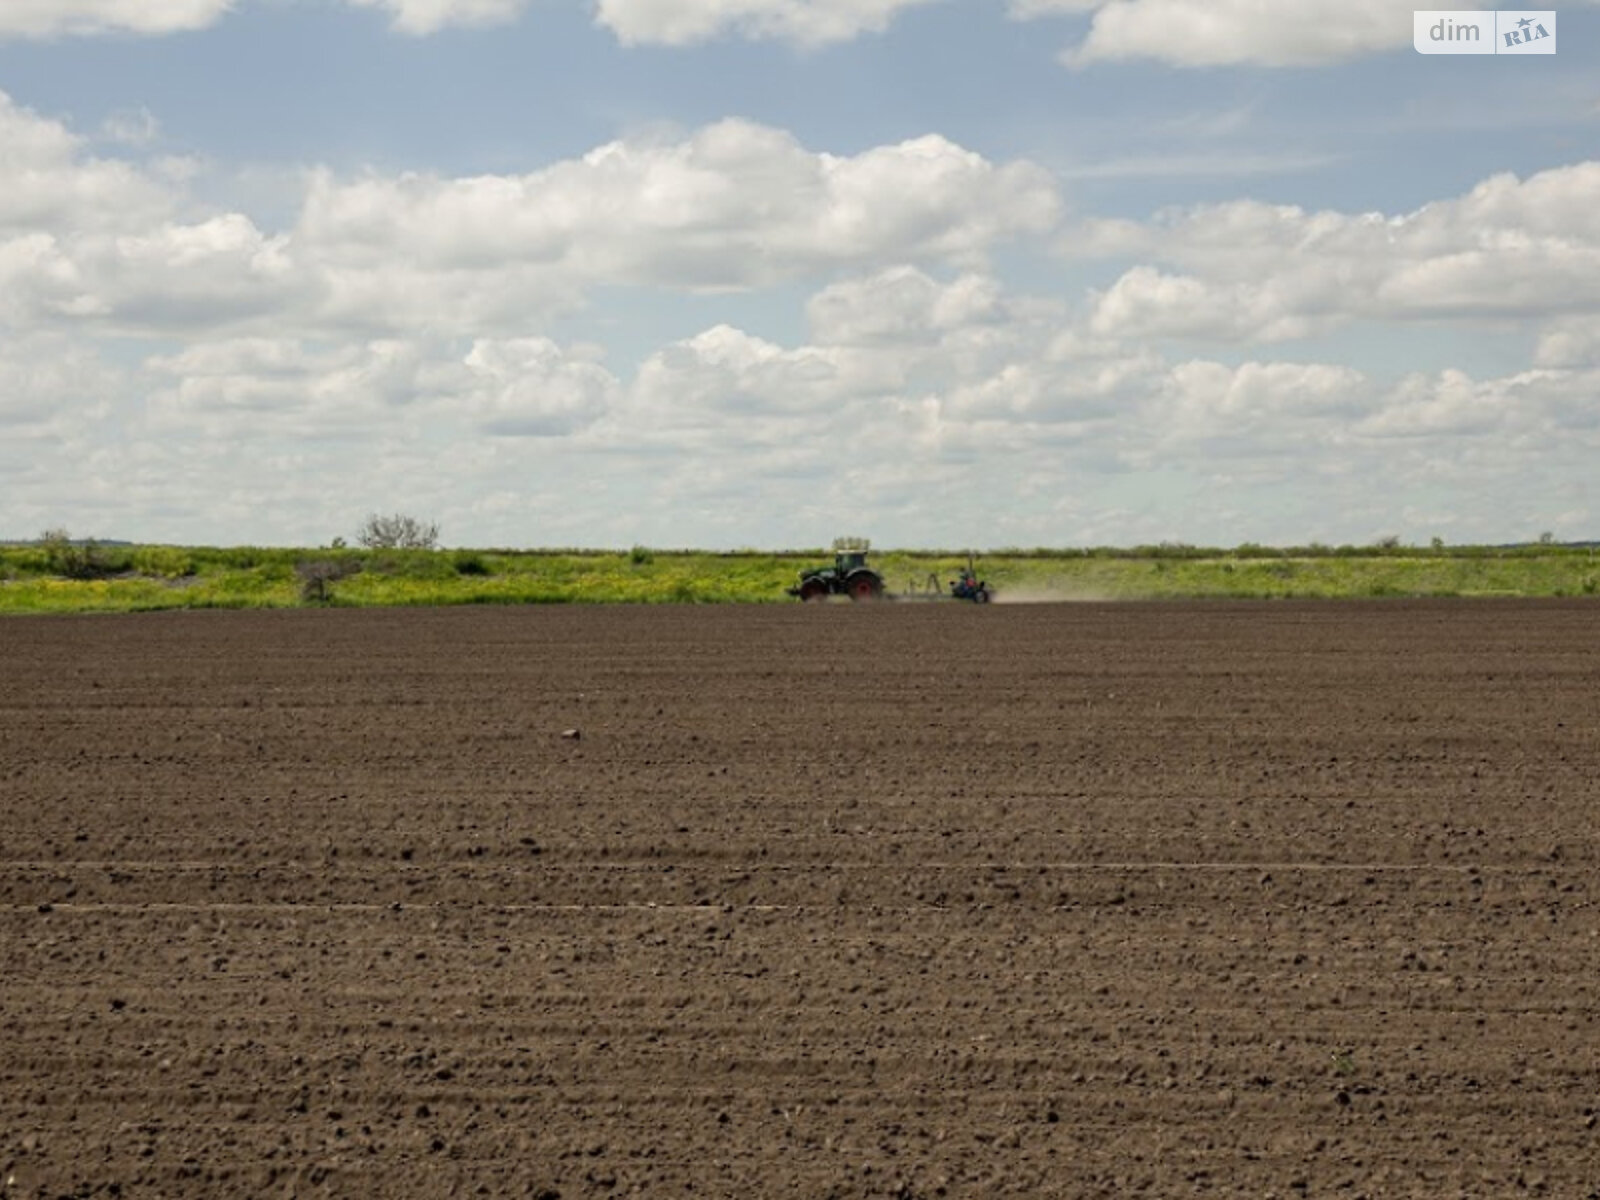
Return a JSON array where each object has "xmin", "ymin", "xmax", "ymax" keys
[{"xmin": 4, "ymin": 539, "xmax": 1597, "ymax": 561}]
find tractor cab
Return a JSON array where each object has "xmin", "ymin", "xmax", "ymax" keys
[{"xmin": 832, "ymin": 536, "xmax": 871, "ymax": 575}]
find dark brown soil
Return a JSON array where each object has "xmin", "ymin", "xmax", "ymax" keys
[{"xmin": 3, "ymin": 602, "xmax": 1599, "ymax": 1197}]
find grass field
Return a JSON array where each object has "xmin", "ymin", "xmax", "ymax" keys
[{"xmin": 2, "ymin": 540, "xmax": 1598, "ymax": 614}]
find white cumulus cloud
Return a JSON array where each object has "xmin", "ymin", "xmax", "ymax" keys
[
  {"xmin": 0, "ymin": 94, "xmax": 176, "ymax": 235},
  {"xmin": 1535, "ymin": 318, "xmax": 1600, "ymax": 368},
  {"xmin": 292, "ymin": 120, "xmax": 1059, "ymax": 334},
  {"xmin": 594, "ymin": 0, "xmax": 940, "ymax": 46},
  {"xmin": 3, "ymin": 215, "xmax": 305, "ymax": 333},
  {"xmin": 343, "ymin": 0, "xmax": 532, "ymax": 35},
  {"xmin": 455, "ymin": 338, "xmax": 621, "ymax": 435},
  {"xmin": 1062, "ymin": 0, "xmax": 1412, "ymax": 67},
  {"xmin": 0, "ymin": 99, "xmax": 1060, "ymax": 341},
  {"xmin": 1356, "ymin": 366, "xmax": 1600, "ymax": 439},
  {"xmin": 1080, "ymin": 162, "xmax": 1600, "ymax": 343},
  {"xmin": 632, "ymin": 325, "xmax": 848, "ymax": 426},
  {"xmin": 1012, "ymin": 0, "xmax": 1600, "ymax": 67},
  {"xmin": 806, "ymin": 266, "xmax": 1003, "ymax": 346},
  {"xmin": 146, "ymin": 337, "xmax": 442, "ymax": 437},
  {"xmin": 1160, "ymin": 359, "xmax": 1370, "ymax": 434},
  {"xmin": 0, "ymin": 0, "xmax": 232, "ymax": 38}
]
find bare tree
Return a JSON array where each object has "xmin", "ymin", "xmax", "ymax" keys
[{"xmin": 355, "ymin": 513, "xmax": 439, "ymax": 550}]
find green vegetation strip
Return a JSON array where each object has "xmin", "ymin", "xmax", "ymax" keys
[{"xmin": 2, "ymin": 541, "xmax": 1598, "ymax": 614}]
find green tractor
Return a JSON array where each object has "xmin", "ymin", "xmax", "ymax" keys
[{"xmin": 787, "ymin": 537, "xmax": 885, "ymax": 602}]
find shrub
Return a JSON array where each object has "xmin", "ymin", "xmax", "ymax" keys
[
  {"xmin": 629, "ymin": 545, "xmax": 654, "ymax": 566},
  {"xmin": 453, "ymin": 551, "xmax": 491, "ymax": 576},
  {"xmin": 295, "ymin": 558, "xmax": 362, "ymax": 604},
  {"xmin": 132, "ymin": 546, "xmax": 194, "ymax": 579},
  {"xmin": 38, "ymin": 528, "xmax": 117, "ymax": 580}
]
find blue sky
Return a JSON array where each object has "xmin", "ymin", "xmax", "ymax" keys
[{"xmin": 2, "ymin": 1, "xmax": 1597, "ymax": 548}]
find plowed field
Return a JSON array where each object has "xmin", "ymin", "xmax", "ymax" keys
[{"xmin": 3, "ymin": 602, "xmax": 1599, "ymax": 1198}]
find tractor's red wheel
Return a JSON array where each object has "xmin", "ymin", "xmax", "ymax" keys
[
  {"xmin": 799, "ymin": 578, "xmax": 829, "ymax": 602},
  {"xmin": 847, "ymin": 572, "xmax": 882, "ymax": 602}
]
